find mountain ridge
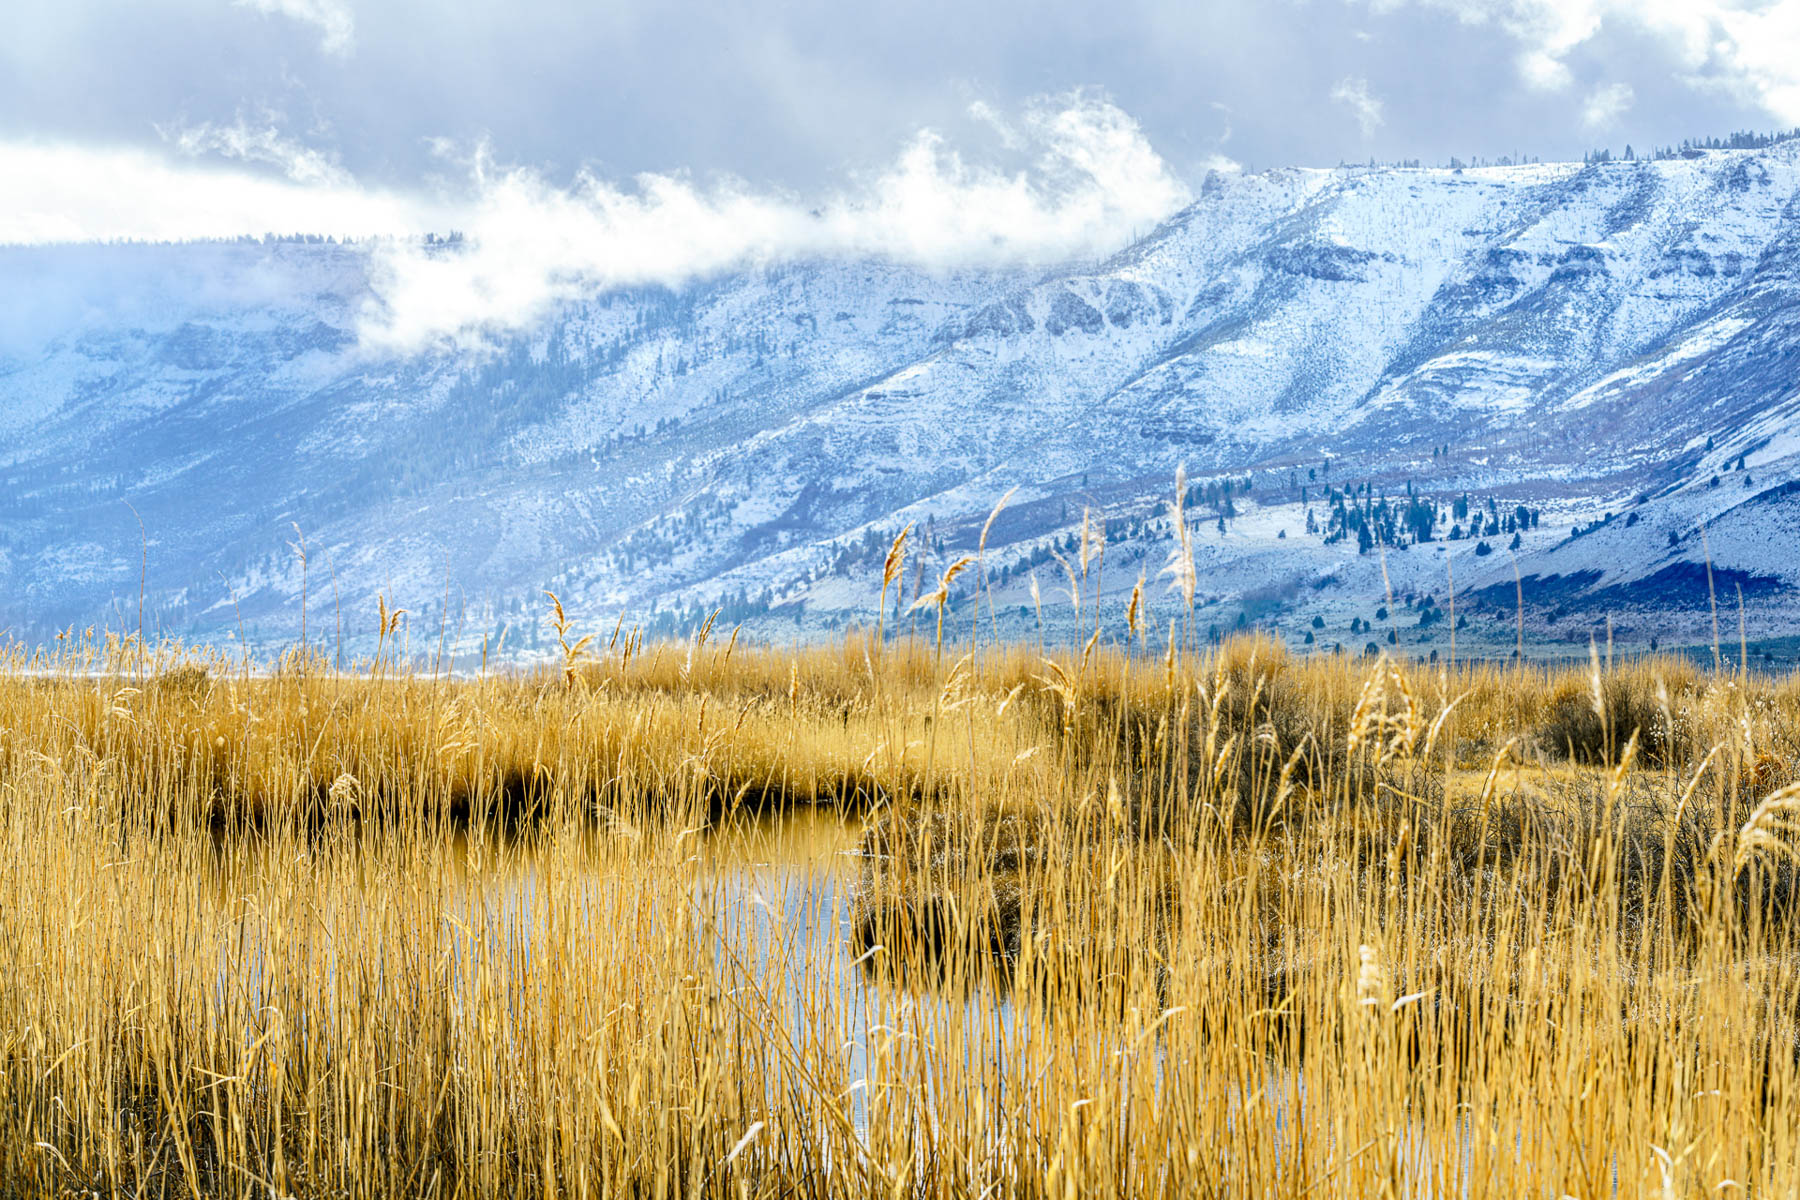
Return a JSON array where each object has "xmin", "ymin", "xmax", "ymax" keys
[{"xmin": 4, "ymin": 145, "xmax": 1800, "ymax": 661}]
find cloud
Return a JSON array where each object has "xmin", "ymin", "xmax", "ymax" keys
[
  {"xmin": 965, "ymin": 99, "xmax": 1026, "ymax": 150},
  {"xmin": 0, "ymin": 240, "xmax": 364, "ymax": 358},
  {"xmin": 0, "ymin": 140, "xmax": 431, "ymax": 244},
  {"xmin": 2, "ymin": 94, "xmax": 1192, "ymax": 354},
  {"xmin": 1368, "ymin": 1, "xmax": 1800, "ymax": 120},
  {"xmin": 1516, "ymin": 48, "xmax": 1574, "ymax": 92},
  {"xmin": 359, "ymin": 94, "xmax": 1192, "ymax": 353},
  {"xmin": 234, "ymin": 0, "xmax": 355, "ymax": 56},
  {"xmin": 1331, "ymin": 77, "xmax": 1385, "ymax": 138},
  {"xmin": 163, "ymin": 115, "xmax": 351, "ymax": 187},
  {"xmin": 1711, "ymin": 2, "xmax": 1800, "ymax": 120},
  {"xmin": 1581, "ymin": 82, "xmax": 1635, "ymax": 129}
]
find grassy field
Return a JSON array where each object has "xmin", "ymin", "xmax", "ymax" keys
[{"xmin": 2, "ymin": 612, "xmax": 1799, "ymax": 1197}]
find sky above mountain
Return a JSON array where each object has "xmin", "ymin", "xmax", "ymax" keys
[{"xmin": 6, "ymin": 0, "xmax": 1800, "ymax": 351}]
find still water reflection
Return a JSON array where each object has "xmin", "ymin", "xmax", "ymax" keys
[
  {"xmin": 698, "ymin": 810, "xmax": 1022, "ymax": 1137},
  {"xmin": 434, "ymin": 809, "xmax": 1023, "ymax": 1140}
]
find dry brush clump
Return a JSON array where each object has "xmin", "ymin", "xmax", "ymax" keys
[{"xmin": 1531, "ymin": 656, "xmax": 1700, "ymax": 766}]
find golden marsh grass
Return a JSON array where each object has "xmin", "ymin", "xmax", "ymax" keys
[{"xmin": 1, "ymin": 623, "xmax": 1799, "ymax": 1197}]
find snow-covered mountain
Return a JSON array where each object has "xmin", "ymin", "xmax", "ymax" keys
[{"xmin": 6, "ymin": 144, "xmax": 1800, "ymax": 662}]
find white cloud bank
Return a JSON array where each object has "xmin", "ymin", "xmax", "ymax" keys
[
  {"xmin": 1371, "ymin": 0, "xmax": 1800, "ymax": 121},
  {"xmin": 0, "ymin": 95, "xmax": 1191, "ymax": 354},
  {"xmin": 365, "ymin": 95, "xmax": 1194, "ymax": 352},
  {"xmin": 0, "ymin": 140, "xmax": 429, "ymax": 245}
]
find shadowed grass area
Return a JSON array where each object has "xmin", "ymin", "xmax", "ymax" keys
[{"xmin": 2, "ymin": 620, "xmax": 1800, "ymax": 1197}]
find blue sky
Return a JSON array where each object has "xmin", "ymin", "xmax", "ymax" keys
[{"xmin": 5, "ymin": 1, "xmax": 1800, "ymax": 348}]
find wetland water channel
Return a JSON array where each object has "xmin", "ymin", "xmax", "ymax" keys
[
  {"xmin": 450, "ymin": 809, "xmax": 1034, "ymax": 1143},
  {"xmin": 507, "ymin": 814, "xmax": 1481, "ymax": 1187},
  {"xmin": 219, "ymin": 810, "xmax": 1029, "ymax": 1142},
  {"xmin": 687, "ymin": 811, "xmax": 1028, "ymax": 1137},
  {"xmin": 208, "ymin": 812, "xmax": 1493, "ymax": 1187}
]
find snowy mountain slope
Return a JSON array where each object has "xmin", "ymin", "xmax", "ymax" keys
[{"xmin": 5, "ymin": 144, "xmax": 1800, "ymax": 660}]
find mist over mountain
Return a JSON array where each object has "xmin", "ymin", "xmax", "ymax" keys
[{"xmin": 6, "ymin": 142, "xmax": 1800, "ymax": 663}]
